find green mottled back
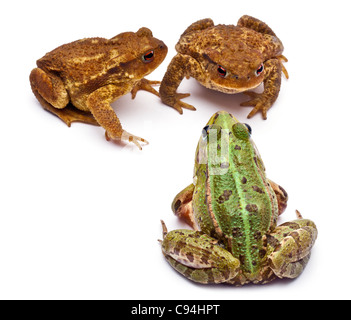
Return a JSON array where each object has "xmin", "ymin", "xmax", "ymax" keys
[{"xmin": 193, "ymin": 111, "xmax": 278, "ymax": 276}]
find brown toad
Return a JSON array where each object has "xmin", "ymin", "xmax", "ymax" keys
[
  {"xmin": 30, "ymin": 28, "xmax": 167, "ymax": 149},
  {"xmin": 159, "ymin": 16, "xmax": 288, "ymax": 119}
]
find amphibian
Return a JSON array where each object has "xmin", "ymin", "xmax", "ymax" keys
[
  {"xmin": 161, "ymin": 111, "xmax": 317, "ymax": 285},
  {"xmin": 159, "ymin": 16, "xmax": 288, "ymax": 119},
  {"xmin": 30, "ymin": 28, "xmax": 167, "ymax": 149}
]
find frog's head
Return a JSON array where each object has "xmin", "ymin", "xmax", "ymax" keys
[
  {"xmin": 195, "ymin": 111, "xmax": 265, "ymax": 176},
  {"xmin": 109, "ymin": 27, "xmax": 168, "ymax": 79},
  {"xmin": 201, "ymin": 48, "xmax": 265, "ymax": 93}
]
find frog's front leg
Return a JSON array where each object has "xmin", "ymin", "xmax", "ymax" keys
[
  {"xmin": 268, "ymin": 179, "xmax": 288, "ymax": 216},
  {"xmin": 159, "ymin": 54, "xmax": 201, "ymax": 114},
  {"xmin": 87, "ymin": 85, "xmax": 148, "ymax": 149},
  {"xmin": 29, "ymin": 68, "xmax": 98, "ymax": 126},
  {"xmin": 160, "ymin": 221, "xmax": 240, "ymax": 284},
  {"xmin": 267, "ymin": 211, "xmax": 318, "ymax": 279},
  {"xmin": 240, "ymin": 58, "xmax": 287, "ymax": 119},
  {"xmin": 171, "ymin": 183, "xmax": 197, "ymax": 229}
]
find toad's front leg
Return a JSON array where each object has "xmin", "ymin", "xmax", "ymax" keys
[
  {"xmin": 130, "ymin": 78, "xmax": 161, "ymax": 99},
  {"xmin": 241, "ymin": 57, "xmax": 288, "ymax": 119},
  {"xmin": 159, "ymin": 54, "xmax": 202, "ymax": 114},
  {"xmin": 160, "ymin": 221, "xmax": 240, "ymax": 284},
  {"xmin": 87, "ymin": 85, "xmax": 148, "ymax": 149}
]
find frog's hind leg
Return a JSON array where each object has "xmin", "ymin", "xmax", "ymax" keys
[
  {"xmin": 29, "ymin": 68, "xmax": 98, "ymax": 127},
  {"xmin": 160, "ymin": 221, "xmax": 240, "ymax": 284},
  {"xmin": 237, "ymin": 15, "xmax": 277, "ymax": 37},
  {"xmin": 267, "ymin": 211, "xmax": 318, "ymax": 279}
]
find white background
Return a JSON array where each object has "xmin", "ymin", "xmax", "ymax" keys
[{"xmin": 1, "ymin": 0, "xmax": 350, "ymax": 300}]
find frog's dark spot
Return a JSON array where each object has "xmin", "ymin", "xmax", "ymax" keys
[
  {"xmin": 280, "ymin": 221, "xmax": 299, "ymax": 229},
  {"xmin": 254, "ymin": 230, "xmax": 262, "ymax": 240},
  {"xmin": 251, "ymin": 260, "xmax": 257, "ymax": 266},
  {"xmin": 252, "ymin": 186, "xmax": 264, "ymax": 194},
  {"xmin": 259, "ymin": 249, "xmax": 266, "ymax": 258},
  {"xmin": 174, "ymin": 199, "xmax": 182, "ymax": 212},
  {"xmin": 220, "ymin": 162, "xmax": 229, "ymax": 169},
  {"xmin": 217, "ymin": 190, "xmax": 233, "ymax": 203},
  {"xmin": 232, "ymin": 227, "xmax": 243, "ymax": 238},
  {"xmin": 213, "ymin": 113, "xmax": 220, "ymax": 120},
  {"xmin": 234, "ymin": 145, "xmax": 241, "ymax": 150},
  {"xmin": 266, "ymin": 234, "xmax": 280, "ymax": 248},
  {"xmin": 186, "ymin": 252, "xmax": 194, "ymax": 263},
  {"xmin": 239, "ymin": 255, "xmax": 245, "ymax": 265},
  {"xmin": 201, "ymin": 255, "xmax": 209, "ymax": 265},
  {"xmin": 246, "ymin": 204, "xmax": 258, "ymax": 213},
  {"xmin": 241, "ymin": 177, "xmax": 247, "ymax": 184},
  {"xmin": 217, "ymin": 144, "xmax": 221, "ymax": 151},
  {"xmin": 178, "ymin": 232, "xmax": 185, "ymax": 236}
]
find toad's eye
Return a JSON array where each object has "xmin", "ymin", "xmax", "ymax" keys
[
  {"xmin": 142, "ymin": 50, "xmax": 154, "ymax": 63},
  {"xmin": 217, "ymin": 65, "xmax": 227, "ymax": 78},
  {"xmin": 255, "ymin": 63, "xmax": 264, "ymax": 76}
]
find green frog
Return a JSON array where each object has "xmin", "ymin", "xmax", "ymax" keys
[{"xmin": 160, "ymin": 111, "xmax": 317, "ymax": 285}]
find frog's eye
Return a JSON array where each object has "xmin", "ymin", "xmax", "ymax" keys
[
  {"xmin": 217, "ymin": 65, "xmax": 227, "ymax": 78},
  {"xmin": 202, "ymin": 124, "xmax": 222, "ymax": 141},
  {"xmin": 244, "ymin": 123, "xmax": 252, "ymax": 135},
  {"xmin": 142, "ymin": 50, "xmax": 154, "ymax": 63},
  {"xmin": 255, "ymin": 63, "xmax": 264, "ymax": 76},
  {"xmin": 202, "ymin": 125, "xmax": 210, "ymax": 139}
]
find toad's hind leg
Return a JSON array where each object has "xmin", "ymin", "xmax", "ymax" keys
[
  {"xmin": 29, "ymin": 68, "xmax": 98, "ymax": 126},
  {"xmin": 237, "ymin": 15, "xmax": 277, "ymax": 37},
  {"xmin": 160, "ymin": 221, "xmax": 240, "ymax": 284},
  {"xmin": 267, "ymin": 212, "xmax": 318, "ymax": 279}
]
